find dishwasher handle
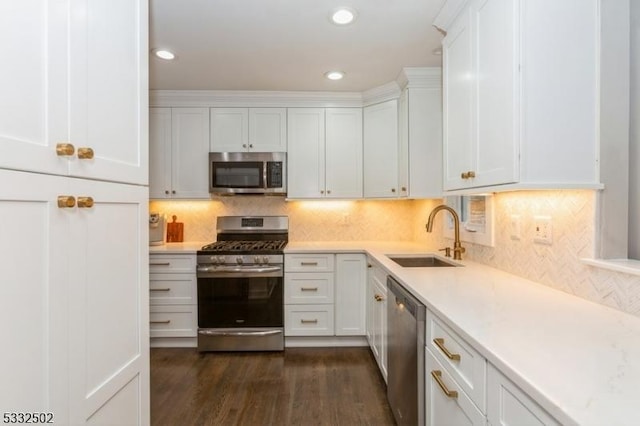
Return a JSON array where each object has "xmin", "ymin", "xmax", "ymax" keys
[{"xmin": 387, "ymin": 276, "xmax": 426, "ymax": 321}]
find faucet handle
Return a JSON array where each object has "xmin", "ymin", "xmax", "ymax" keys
[{"xmin": 438, "ymin": 247, "xmax": 452, "ymax": 258}]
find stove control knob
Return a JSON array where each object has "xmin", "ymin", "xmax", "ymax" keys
[
  {"xmin": 217, "ymin": 256, "xmax": 226, "ymax": 264},
  {"xmin": 210, "ymin": 256, "xmax": 219, "ymax": 264},
  {"xmin": 236, "ymin": 257, "xmax": 244, "ymax": 265},
  {"xmin": 253, "ymin": 256, "xmax": 262, "ymax": 264},
  {"xmin": 262, "ymin": 256, "xmax": 270, "ymax": 264}
]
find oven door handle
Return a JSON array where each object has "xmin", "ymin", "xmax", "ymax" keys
[
  {"xmin": 198, "ymin": 329, "xmax": 283, "ymax": 337},
  {"xmin": 197, "ymin": 265, "xmax": 283, "ymax": 278}
]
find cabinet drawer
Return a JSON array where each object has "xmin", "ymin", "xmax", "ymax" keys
[
  {"xmin": 285, "ymin": 272, "xmax": 334, "ymax": 304},
  {"xmin": 487, "ymin": 364, "xmax": 559, "ymax": 426},
  {"xmin": 285, "ymin": 253, "xmax": 334, "ymax": 272},
  {"xmin": 150, "ymin": 305, "xmax": 197, "ymax": 338},
  {"xmin": 284, "ymin": 304, "xmax": 334, "ymax": 336},
  {"xmin": 425, "ymin": 347, "xmax": 485, "ymax": 426},
  {"xmin": 426, "ymin": 310, "xmax": 487, "ymax": 412},
  {"xmin": 149, "ymin": 273, "xmax": 197, "ymax": 305},
  {"xmin": 149, "ymin": 254, "xmax": 196, "ymax": 273}
]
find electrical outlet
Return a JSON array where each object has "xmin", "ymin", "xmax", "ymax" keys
[
  {"xmin": 533, "ymin": 216, "xmax": 552, "ymax": 245},
  {"xmin": 510, "ymin": 215, "xmax": 521, "ymax": 240}
]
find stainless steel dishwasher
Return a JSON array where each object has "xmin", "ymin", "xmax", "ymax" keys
[{"xmin": 387, "ymin": 276, "xmax": 426, "ymax": 426}]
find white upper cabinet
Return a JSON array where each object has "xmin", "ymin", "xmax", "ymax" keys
[
  {"xmin": 437, "ymin": 0, "xmax": 601, "ymax": 192},
  {"xmin": 150, "ymin": 108, "xmax": 210, "ymax": 199},
  {"xmin": 364, "ymin": 99, "xmax": 400, "ymax": 198},
  {"xmin": 288, "ymin": 108, "xmax": 362, "ymax": 199},
  {"xmin": 210, "ymin": 107, "xmax": 286, "ymax": 152},
  {"xmin": 0, "ymin": 0, "xmax": 148, "ymax": 185},
  {"xmin": 398, "ymin": 68, "xmax": 444, "ymax": 198}
]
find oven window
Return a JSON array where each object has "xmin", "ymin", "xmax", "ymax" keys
[
  {"xmin": 198, "ymin": 276, "xmax": 283, "ymax": 328},
  {"xmin": 212, "ymin": 162, "xmax": 263, "ymax": 188}
]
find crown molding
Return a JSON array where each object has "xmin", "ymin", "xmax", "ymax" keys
[
  {"xmin": 150, "ymin": 90, "xmax": 363, "ymax": 108},
  {"xmin": 432, "ymin": 0, "xmax": 470, "ymax": 34},
  {"xmin": 361, "ymin": 81, "xmax": 401, "ymax": 106},
  {"xmin": 396, "ymin": 67, "xmax": 442, "ymax": 90}
]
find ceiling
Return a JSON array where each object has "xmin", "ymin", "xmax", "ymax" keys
[{"xmin": 149, "ymin": 0, "xmax": 446, "ymax": 92}]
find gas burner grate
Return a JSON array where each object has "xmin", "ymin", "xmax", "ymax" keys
[{"xmin": 201, "ymin": 240, "xmax": 287, "ymax": 252}]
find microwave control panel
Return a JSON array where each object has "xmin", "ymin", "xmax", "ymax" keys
[{"xmin": 266, "ymin": 162, "xmax": 283, "ymax": 188}]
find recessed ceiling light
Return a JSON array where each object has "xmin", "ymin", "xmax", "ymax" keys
[
  {"xmin": 325, "ymin": 71, "xmax": 345, "ymax": 81},
  {"xmin": 330, "ymin": 8, "xmax": 356, "ymax": 25},
  {"xmin": 152, "ymin": 49, "xmax": 176, "ymax": 60}
]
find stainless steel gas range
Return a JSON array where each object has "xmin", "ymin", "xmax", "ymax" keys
[{"xmin": 196, "ymin": 216, "xmax": 288, "ymax": 352}]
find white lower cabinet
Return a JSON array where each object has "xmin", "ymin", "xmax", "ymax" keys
[
  {"xmin": 426, "ymin": 348, "xmax": 486, "ymax": 426},
  {"xmin": 149, "ymin": 253, "xmax": 197, "ymax": 346},
  {"xmin": 487, "ymin": 364, "xmax": 560, "ymax": 426},
  {"xmin": 366, "ymin": 258, "xmax": 388, "ymax": 382},
  {"xmin": 284, "ymin": 253, "xmax": 366, "ymax": 338}
]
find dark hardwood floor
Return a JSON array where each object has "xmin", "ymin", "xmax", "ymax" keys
[{"xmin": 151, "ymin": 347, "xmax": 396, "ymax": 426}]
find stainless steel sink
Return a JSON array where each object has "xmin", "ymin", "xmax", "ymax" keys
[{"xmin": 387, "ymin": 255, "xmax": 460, "ymax": 268}]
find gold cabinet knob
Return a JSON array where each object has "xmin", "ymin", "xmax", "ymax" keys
[
  {"xmin": 77, "ymin": 196, "xmax": 94, "ymax": 208},
  {"xmin": 461, "ymin": 171, "xmax": 476, "ymax": 179},
  {"xmin": 57, "ymin": 195, "xmax": 76, "ymax": 208},
  {"xmin": 56, "ymin": 143, "xmax": 75, "ymax": 156},
  {"xmin": 401, "ymin": 186, "xmax": 407, "ymax": 192},
  {"xmin": 77, "ymin": 147, "xmax": 94, "ymax": 160},
  {"xmin": 320, "ymin": 190, "xmax": 325, "ymax": 194},
  {"xmin": 327, "ymin": 189, "xmax": 331, "ymax": 194},
  {"xmin": 391, "ymin": 188, "xmax": 396, "ymax": 193}
]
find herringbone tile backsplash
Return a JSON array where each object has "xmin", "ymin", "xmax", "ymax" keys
[{"xmin": 151, "ymin": 192, "xmax": 640, "ymax": 318}]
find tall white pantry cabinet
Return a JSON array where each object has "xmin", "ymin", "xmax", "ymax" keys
[{"xmin": 0, "ymin": 1, "xmax": 150, "ymax": 425}]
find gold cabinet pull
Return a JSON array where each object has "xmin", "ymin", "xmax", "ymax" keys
[
  {"xmin": 431, "ymin": 370, "xmax": 458, "ymax": 398},
  {"xmin": 300, "ymin": 262, "xmax": 318, "ymax": 266},
  {"xmin": 150, "ymin": 262, "xmax": 171, "ymax": 266},
  {"xmin": 300, "ymin": 319, "xmax": 318, "ymax": 324},
  {"xmin": 300, "ymin": 287, "xmax": 319, "ymax": 292},
  {"xmin": 77, "ymin": 147, "xmax": 94, "ymax": 159},
  {"xmin": 77, "ymin": 196, "xmax": 94, "ymax": 208},
  {"xmin": 150, "ymin": 320, "xmax": 171, "ymax": 324},
  {"xmin": 57, "ymin": 195, "xmax": 76, "ymax": 208},
  {"xmin": 150, "ymin": 288, "xmax": 171, "ymax": 292},
  {"xmin": 461, "ymin": 171, "xmax": 477, "ymax": 179},
  {"xmin": 433, "ymin": 338, "xmax": 461, "ymax": 361},
  {"xmin": 56, "ymin": 143, "xmax": 75, "ymax": 156}
]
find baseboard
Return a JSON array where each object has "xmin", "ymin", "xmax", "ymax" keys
[
  {"xmin": 285, "ymin": 335, "xmax": 369, "ymax": 348},
  {"xmin": 150, "ymin": 337, "xmax": 197, "ymax": 348}
]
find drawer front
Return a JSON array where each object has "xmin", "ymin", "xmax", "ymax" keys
[
  {"xmin": 427, "ymin": 310, "xmax": 487, "ymax": 412},
  {"xmin": 285, "ymin": 253, "xmax": 334, "ymax": 272},
  {"xmin": 150, "ymin": 273, "xmax": 197, "ymax": 305},
  {"xmin": 149, "ymin": 254, "xmax": 196, "ymax": 273},
  {"xmin": 426, "ymin": 348, "xmax": 485, "ymax": 426},
  {"xmin": 150, "ymin": 305, "xmax": 197, "ymax": 338},
  {"xmin": 284, "ymin": 304, "xmax": 335, "ymax": 336},
  {"xmin": 285, "ymin": 272, "xmax": 334, "ymax": 304}
]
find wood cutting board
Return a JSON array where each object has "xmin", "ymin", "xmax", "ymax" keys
[{"xmin": 166, "ymin": 215, "xmax": 184, "ymax": 242}]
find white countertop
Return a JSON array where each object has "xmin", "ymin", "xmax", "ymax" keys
[
  {"xmin": 150, "ymin": 240, "xmax": 640, "ymax": 424},
  {"xmin": 287, "ymin": 241, "xmax": 640, "ymax": 426}
]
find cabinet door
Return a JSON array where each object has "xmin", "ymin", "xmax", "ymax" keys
[
  {"xmin": 0, "ymin": 0, "xmax": 70, "ymax": 176},
  {"xmin": 326, "ymin": 108, "xmax": 363, "ymax": 198},
  {"xmin": 372, "ymin": 274, "xmax": 388, "ymax": 381},
  {"xmin": 67, "ymin": 178, "xmax": 149, "ymax": 425},
  {"xmin": 287, "ymin": 108, "xmax": 326, "ymax": 198},
  {"xmin": 473, "ymin": 0, "xmax": 518, "ymax": 187},
  {"xmin": 0, "ymin": 170, "xmax": 69, "ymax": 420},
  {"xmin": 335, "ymin": 254, "xmax": 367, "ymax": 336},
  {"xmin": 363, "ymin": 100, "xmax": 399, "ymax": 198},
  {"xmin": 249, "ymin": 108, "xmax": 287, "ymax": 152},
  {"xmin": 210, "ymin": 108, "xmax": 249, "ymax": 152},
  {"xmin": 487, "ymin": 364, "xmax": 559, "ymax": 426},
  {"xmin": 149, "ymin": 108, "xmax": 173, "ymax": 199},
  {"xmin": 68, "ymin": 0, "xmax": 148, "ymax": 185},
  {"xmin": 443, "ymin": 5, "xmax": 475, "ymax": 190},
  {"xmin": 171, "ymin": 108, "xmax": 211, "ymax": 198}
]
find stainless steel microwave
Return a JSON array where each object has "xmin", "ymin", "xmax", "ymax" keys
[{"xmin": 209, "ymin": 152, "xmax": 286, "ymax": 195}]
